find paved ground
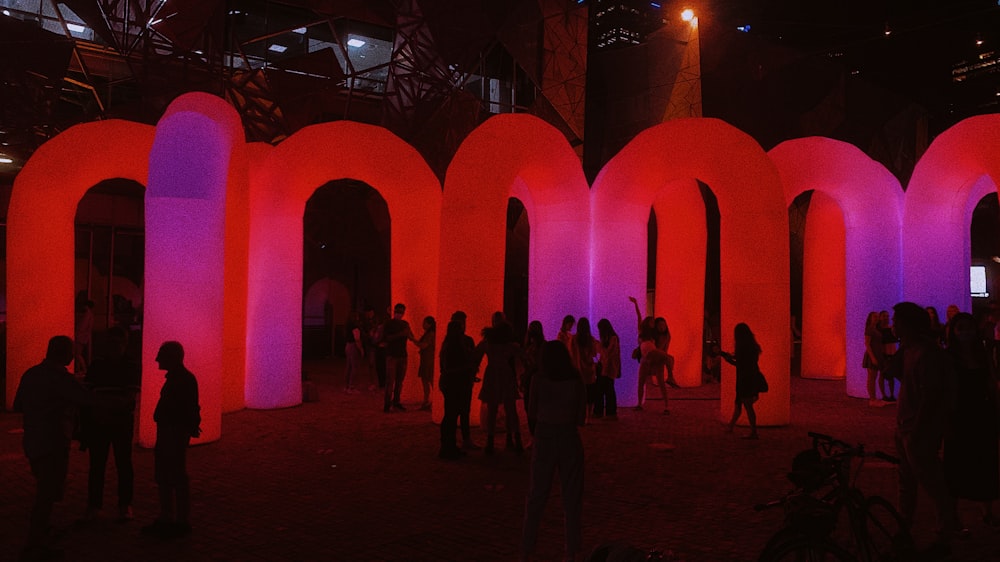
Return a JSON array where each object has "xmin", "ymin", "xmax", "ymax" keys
[{"xmin": 1, "ymin": 361, "xmax": 998, "ymax": 561}]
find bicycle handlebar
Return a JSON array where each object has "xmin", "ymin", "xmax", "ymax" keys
[{"xmin": 807, "ymin": 431, "xmax": 896, "ymax": 462}]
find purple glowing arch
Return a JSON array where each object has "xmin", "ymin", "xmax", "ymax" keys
[
  {"xmin": 903, "ymin": 114, "xmax": 1000, "ymax": 314},
  {"xmin": 246, "ymin": 121, "xmax": 441, "ymax": 409},
  {"xmin": 140, "ymin": 92, "xmax": 246, "ymax": 445},
  {"xmin": 592, "ymin": 118, "xmax": 791, "ymax": 425},
  {"xmin": 769, "ymin": 137, "xmax": 903, "ymax": 398}
]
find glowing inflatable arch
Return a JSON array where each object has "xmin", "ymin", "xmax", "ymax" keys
[
  {"xmin": 441, "ymin": 114, "xmax": 590, "ymax": 421},
  {"xmin": 442, "ymin": 114, "xmax": 590, "ymax": 339},
  {"xmin": 246, "ymin": 121, "xmax": 441, "ymax": 409},
  {"xmin": 140, "ymin": 92, "xmax": 246, "ymax": 446},
  {"xmin": 769, "ymin": 138, "xmax": 903, "ymax": 398},
  {"xmin": 6, "ymin": 120, "xmax": 155, "ymax": 409},
  {"xmin": 903, "ymin": 114, "xmax": 1000, "ymax": 314},
  {"xmin": 592, "ymin": 118, "xmax": 790, "ymax": 425}
]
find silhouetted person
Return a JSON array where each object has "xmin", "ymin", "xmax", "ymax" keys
[
  {"xmin": 476, "ymin": 311, "xmax": 523, "ymax": 455},
  {"xmin": 438, "ymin": 319, "xmax": 480, "ymax": 459},
  {"xmin": 74, "ymin": 291, "xmax": 94, "ymax": 377},
  {"xmin": 522, "ymin": 341, "xmax": 586, "ymax": 562},
  {"xmin": 721, "ymin": 322, "xmax": 763, "ymax": 439},
  {"xmin": 556, "ymin": 315, "xmax": 575, "ymax": 349},
  {"xmin": 522, "ymin": 321, "xmax": 546, "ymax": 434},
  {"xmin": 594, "ymin": 318, "xmax": 621, "ymax": 420},
  {"xmin": 943, "ymin": 312, "xmax": 999, "ymax": 526},
  {"xmin": 892, "ymin": 302, "xmax": 961, "ymax": 557},
  {"xmin": 83, "ymin": 326, "xmax": 140, "ymax": 522},
  {"xmin": 142, "ymin": 341, "xmax": 201, "ymax": 539},
  {"xmin": 380, "ymin": 303, "xmax": 418, "ymax": 412},
  {"xmin": 14, "ymin": 335, "xmax": 99, "ymax": 560},
  {"xmin": 417, "ymin": 316, "xmax": 436, "ymax": 411}
]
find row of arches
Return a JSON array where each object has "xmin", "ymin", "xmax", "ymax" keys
[{"xmin": 6, "ymin": 92, "xmax": 998, "ymax": 444}]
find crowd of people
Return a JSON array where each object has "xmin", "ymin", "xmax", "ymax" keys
[
  {"xmin": 14, "ymin": 335, "xmax": 201, "ymax": 561},
  {"xmin": 13, "ymin": 296, "xmax": 1000, "ymax": 562}
]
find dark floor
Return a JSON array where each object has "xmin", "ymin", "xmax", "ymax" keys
[{"xmin": 1, "ymin": 361, "xmax": 998, "ymax": 561}]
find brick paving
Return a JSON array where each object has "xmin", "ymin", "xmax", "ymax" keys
[{"xmin": 2, "ymin": 362, "xmax": 998, "ymax": 561}]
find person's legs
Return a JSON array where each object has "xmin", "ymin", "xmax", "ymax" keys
[
  {"xmin": 593, "ymin": 376, "xmax": 607, "ymax": 418},
  {"xmin": 111, "ymin": 421, "xmax": 135, "ymax": 513},
  {"xmin": 392, "ymin": 358, "xmax": 407, "ymax": 406},
  {"xmin": 895, "ymin": 431, "xmax": 918, "ymax": 529},
  {"xmin": 504, "ymin": 395, "xmax": 522, "ymax": 451},
  {"xmin": 907, "ymin": 436, "xmax": 961, "ymax": 536},
  {"xmin": 558, "ymin": 430, "xmax": 585, "ymax": 560},
  {"xmin": 607, "ymin": 377, "xmax": 618, "ymax": 417},
  {"xmin": 27, "ymin": 449, "xmax": 69, "ymax": 550},
  {"xmin": 87, "ymin": 432, "xmax": 112, "ymax": 511},
  {"xmin": 727, "ymin": 397, "xmax": 743, "ymax": 433},
  {"xmin": 866, "ymin": 367, "xmax": 879, "ymax": 401},
  {"xmin": 383, "ymin": 357, "xmax": 400, "ymax": 411},
  {"xmin": 485, "ymin": 402, "xmax": 499, "ymax": 454},
  {"xmin": 460, "ymin": 385, "xmax": 476, "ymax": 448},
  {"xmin": 654, "ymin": 367, "xmax": 669, "ymax": 412},
  {"xmin": 440, "ymin": 393, "xmax": 459, "ymax": 456},
  {"xmin": 744, "ymin": 398, "xmax": 758, "ymax": 438},
  {"xmin": 522, "ymin": 430, "xmax": 556, "ymax": 558}
]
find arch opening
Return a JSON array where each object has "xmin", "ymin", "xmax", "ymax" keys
[
  {"xmin": 302, "ymin": 179, "xmax": 390, "ymax": 371},
  {"xmin": 74, "ymin": 179, "xmax": 145, "ymax": 371},
  {"xmin": 971, "ymin": 192, "xmax": 1000, "ymax": 322},
  {"xmin": 504, "ymin": 197, "xmax": 529, "ymax": 341}
]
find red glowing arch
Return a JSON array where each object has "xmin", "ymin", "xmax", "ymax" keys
[
  {"xmin": 903, "ymin": 114, "xmax": 1000, "ymax": 313},
  {"xmin": 441, "ymin": 114, "xmax": 591, "ymax": 421},
  {"xmin": 591, "ymin": 118, "xmax": 790, "ymax": 425},
  {"xmin": 442, "ymin": 113, "xmax": 591, "ymax": 339},
  {"xmin": 246, "ymin": 121, "xmax": 441, "ymax": 409},
  {"xmin": 769, "ymin": 137, "xmax": 903, "ymax": 398},
  {"xmin": 6, "ymin": 120, "xmax": 155, "ymax": 409}
]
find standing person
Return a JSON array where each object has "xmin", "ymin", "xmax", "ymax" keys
[
  {"xmin": 595, "ymin": 319, "xmax": 621, "ymax": 420},
  {"xmin": 438, "ymin": 318, "xmax": 480, "ymax": 459},
  {"xmin": 942, "ymin": 303, "xmax": 961, "ymax": 344},
  {"xmin": 372, "ymin": 309, "xmax": 390, "ymax": 391},
  {"xmin": 381, "ymin": 303, "xmax": 418, "ymax": 413},
  {"xmin": 557, "ymin": 315, "xmax": 575, "ymax": 350},
  {"xmin": 82, "ymin": 326, "xmax": 140, "ymax": 522},
  {"xmin": 891, "ymin": 302, "xmax": 962, "ymax": 555},
  {"xmin": 862, "ymin": 311, "xmax": 886, "ymax": 406},
  {"xmin": 476, "ymin": 311, "xmax": 523, "ymax": 455},
  {"xmin": 629, "ymin": 296, "xmax": 670, "ymax": 413},
  {"xmin": 142, "ymin": 341, "xmax": 201, "ymax": 539},
  {"xmin": 943, "ymin": 312, "xmax": 999, "ymax": 527},
  {"xmin": 879, "ymin": 310, "xmax": 899, "ymax": 402},
  {"xmin": 522, "ymin": 321, "xmax": 546, "ymax": 436},
  {"xmin": 654, "ymin": 317, "xmax": 679, "ymax": 388},
  {"xmin": 521, "ymin": 341, "xmax": 587, "ymax": 562},
  {"xmin": 569, "ymin": 317, "xmax": 598, "ymax": 420},
  {"xmin": 343, "ymin": 311, "xmax": 365, "ymax": 394},
  {"xmin": 417, "ymin": 316, "xmax": 436, "ymax": 411},
  {"xmin": 14, "ymin": 336, "xmax": 99, "ymax": 560},
  {"xmin": 450, "ymin": 311, "xmax": 481, "ymax": 450},
  {"xmin": 360, "ymin": 306, "xmax": 379, "ymax": 390},
  {"xmin": 927, "ymin": 306, "xmax": 945, "ymax": 347},
  {"xmin": 721, "ymin": 323, "xmax": 763, "ymax": 439}
]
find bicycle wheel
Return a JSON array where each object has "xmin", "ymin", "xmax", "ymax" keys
[
  {"xmin": 759, "ymin": 533, "xmax": 856, "ymax": 562},
  {"xmin": 860, "ymin": 495, "xmax": 914, "ymax": 561}
]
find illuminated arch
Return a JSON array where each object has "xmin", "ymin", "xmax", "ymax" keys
[
  {"xmin": 140, "ymin": 92, "xmax": 246, "ymax": 446},
  {"xmin": 769, "ymin": 137, "xmax": 903, "ymax": 398},
  {"xmin": 441, "ymin": 114, "xmax": 590, "ymax": 421},
  {"xmin": 592, "ymin": 118, "xmax": 790, "ymax": 425},
  {"xmin": 246, "ymin": 122, "xmax": 441, "ymax": 409},
  {"xmin": 6, "ymin": 120, "xmax": 155, "ymax": 409},
  {"xmin": 442, "ymin": 113, "xmax": 590, "ymax": 339},
  {"xmin": 903, "ymin": 115, "xmax": 1000, "ymax": 313}
]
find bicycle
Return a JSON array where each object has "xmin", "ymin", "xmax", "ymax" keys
[{"xmin": 756, "ymin": 432, "xmax": 915, "ymax": 562}]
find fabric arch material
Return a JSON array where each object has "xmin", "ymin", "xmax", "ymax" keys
[
  {"xmin": 770, "ymin": 137, "xmax": 903, "ymax": 398},
  {"xmin": 903, "ymin": 114, "xmax": 1000, "ymax": 314},
  {"xmin": 440, "ymin": 114, "xmax": 591, "ymax": 423},
  {"xmin": 592, "ymin": 118, "xmax": 790, "ymax": 425},
  {"xmin": 246, "ymin": 121, "xmax": 441, "ymax": 409},
  {"xmin": 6, "ymin": 120, "xmax": 155, "ymax": 409}
]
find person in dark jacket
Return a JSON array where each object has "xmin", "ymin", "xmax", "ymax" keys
[
  {"xmin": 14, "ymin": 335, "xmax": 99, "ymax": 560},
  {"xmin": 141, "ymin": 341, "xmax": 201, "ymax": 539},
  {"xmin": 82, "ymin": 326, "xmax": 140, "ymax": 522},
  {"xmin": 438, "ymin": 317, "xmax": 480, "ymax": 459}
]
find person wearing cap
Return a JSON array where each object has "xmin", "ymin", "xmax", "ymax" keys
[{"xmin": 381, "ymin": 303, "xmax": 418, "ymax": 412}]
